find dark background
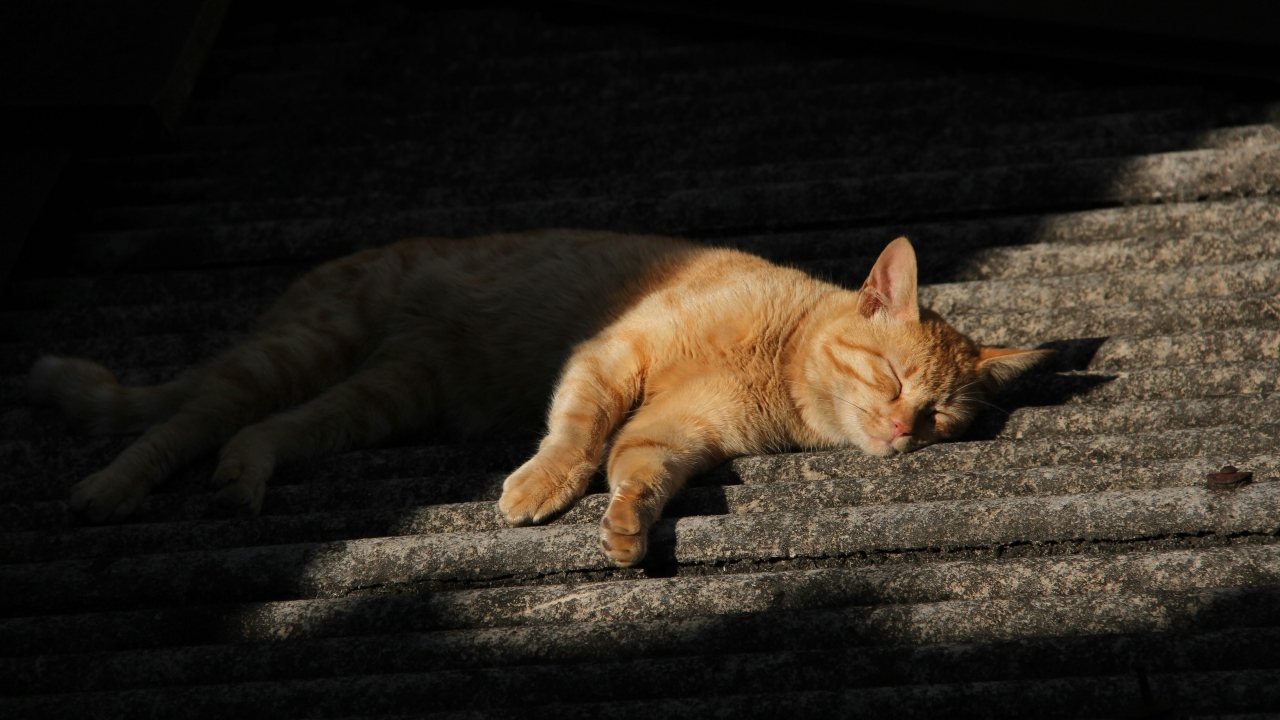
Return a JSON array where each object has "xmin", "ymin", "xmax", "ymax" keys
[{"xmin": 5, "ymin": 0, "xmax": 1280, "ymax": 289}]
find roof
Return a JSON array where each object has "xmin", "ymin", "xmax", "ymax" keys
[{"xmin": 2, "ymin": 3, "xmax": 1279, "ymax": 717}]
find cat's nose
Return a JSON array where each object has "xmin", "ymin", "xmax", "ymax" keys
[{"xmin": 889, "ymin": 416, "xmax": 912, "ymax": 439}]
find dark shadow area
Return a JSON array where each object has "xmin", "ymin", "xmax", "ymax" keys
[
  {"xmin": 1037, "ymin": 336, "xmax": 1111, "ymax": 373},
  {"xmin": 5, "ymin": 540, "xmax": 1278, "ymax": 716},
  {"xmin": 962, "ymin": 337, "xmax": 1117, "ymax": 441},
  {"xmin": 586, "ymin": 0, "xmax": 1280, "ymax": 89}
]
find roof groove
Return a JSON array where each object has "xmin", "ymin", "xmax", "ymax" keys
[{"xmin": 6, "ymin": 2, "xmax": 1279, "ymax": 716}]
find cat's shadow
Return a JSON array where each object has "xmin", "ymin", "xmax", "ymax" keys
[{"xmin": 961, "ymin": 336, "xmax": 1116, "ymax": 441}]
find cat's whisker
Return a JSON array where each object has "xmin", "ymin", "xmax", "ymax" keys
[
  {"xmin": 783, "ymin": 379, "xmax": 871, "ymax": 415},
  {"xmin": 831, "ymin": 395, "xmax": 872, "ymax": 416},
  {"xmin": 950, "ymin": 380, "xmax": 985, "ymax": 399},
  {"xmin": 954, "ymin": 394, "xmax": 1011, "ymax": 417}
]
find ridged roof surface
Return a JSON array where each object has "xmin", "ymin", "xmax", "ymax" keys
[{"xmin": 3, "ymin": 3, "xmax": 1280, "ymax": 718}]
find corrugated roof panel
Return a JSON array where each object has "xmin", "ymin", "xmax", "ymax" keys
[{"xmin": 2, "ymin": 3, "xmax": 1278, "ymax": 718}]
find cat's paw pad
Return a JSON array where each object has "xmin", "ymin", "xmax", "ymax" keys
[
  {"xmin": 599, "ymin": 523, "xmax": 647, "ymax": 567},
  {"xmin": 599, "ymin": 495, "xmax": 650, "ymax": 566},
  {"xmin": 499, "ymin": 455, "xmax": 594, "ymax": 526},
  {"xmin": 69, "ymin": 471, "xmax": 144, "ymax": 523}
]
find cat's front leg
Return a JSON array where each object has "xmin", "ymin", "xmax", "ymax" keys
[
  {"xmin": 498, "ymin": 444, "xmax": 599, "ymax": 526},
  {"xmin": 500, "ymin": 339, "xmax": 643, "ymax": 526},
  {"xmin": 598, "ymin": 380, "xmax": 730, "ymax": 567}
]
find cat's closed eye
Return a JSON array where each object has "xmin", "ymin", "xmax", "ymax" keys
[{"xmin": 932, "ymin": 409, "xmax": 960, "ymax": 436}]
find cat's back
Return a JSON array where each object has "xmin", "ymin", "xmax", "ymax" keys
[
  {"xmin": 608, "ymin": 236, "xmax": 832, "ymax": 353},
  {"xmin": 423, "ymin": 229, "xmax": 823, "ymax": 337},
  {"xmin": 394, "ymin": 229, "xmax": 708, "ymax": 337},
  {"xmin": 285, "ymin": 229, "xmax": 824, "ymax": 350},
  {"xmin": 407, "ymin": 229, "xmax": 828, "ymax": 339}
]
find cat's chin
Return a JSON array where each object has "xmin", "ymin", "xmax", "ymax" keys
[
  {"xmin": 859, "ymin": 438, "xmax": 902, "ymax": 458},
  {"xmin": 858, "ymin": 435, "xmax": 926, "ymax": 458}
]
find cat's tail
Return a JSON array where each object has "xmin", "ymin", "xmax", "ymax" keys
[{"xmin": 28, "ymin": 356, "xmax": 189, "ymax": 434}]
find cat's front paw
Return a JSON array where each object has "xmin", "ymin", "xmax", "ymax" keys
[
  {"xmin": 69, "ymin": 470, "xmax": 145, "ymax": 523},
  {"xmin": 599, "ymin": 491, "xmax": 652, "ymax": 566},
  {"xmin": 499, "ymin": 452, "xmax": 595, "ymax": 526}
]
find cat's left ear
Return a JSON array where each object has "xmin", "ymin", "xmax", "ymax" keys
[
  {"xmin": 977, "ymin": 346, "xmax": 1056, "ymax": 387},
  {"xmin": 858, "ymin": 236, "xmax": 919, "ymax": 322}
]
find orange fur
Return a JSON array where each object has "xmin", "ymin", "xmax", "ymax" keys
[{"xmin": 29, "ymin": 231, "xmax": 1052, "ymax": 563}]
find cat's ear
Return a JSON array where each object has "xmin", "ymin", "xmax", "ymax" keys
[
  {"xmin": 977, "ymin": 346, "xmax": 1056, "ymax": 387},
  {"xmin": 858, "ymin": 237, "xmax": 919, "ymax": 322}
]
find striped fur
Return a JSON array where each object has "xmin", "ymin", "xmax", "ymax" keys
[{"xmin": 30, "ymin": 231, "xmax": 1051, "ymax": 564}]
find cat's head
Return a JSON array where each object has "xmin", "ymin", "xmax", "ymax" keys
[{"xmin": 801, "ymin": 237, "xmax": 1054, "ymax": 457}]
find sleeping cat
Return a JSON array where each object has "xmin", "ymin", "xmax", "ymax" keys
[{"xmin": 29, "ymin": 231, "xmax": 1051, "ymax": 566}]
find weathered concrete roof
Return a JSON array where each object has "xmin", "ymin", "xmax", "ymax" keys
[{"xmin": 2, "ymin": 3, "xmax": 1279, "ymax": 718}]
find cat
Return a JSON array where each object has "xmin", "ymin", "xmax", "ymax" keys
[{"xmin": 28, "ymin": 231, "xmax": 1052, "ymax": 566}]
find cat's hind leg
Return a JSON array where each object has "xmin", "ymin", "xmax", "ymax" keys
[
  {"xmin": 48, "ymin": 326, "xmax": 366, "ymax": 522},
  {"xmin": 498, "ymin": 338, "xmax": 646, "ymax": 527},
  {"xmin": 209, "ymin": 343, "xmax": 442, "ymax": 514}
]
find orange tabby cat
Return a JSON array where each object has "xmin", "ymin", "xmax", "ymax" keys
[{"xmin": 29, "ymin": 231, "xmax": 1050, "ymax": 566}]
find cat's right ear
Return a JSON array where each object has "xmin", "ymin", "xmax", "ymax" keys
[{"xmin": 858, "ymin": 237, "xmax": 919, "ymax": 322}]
